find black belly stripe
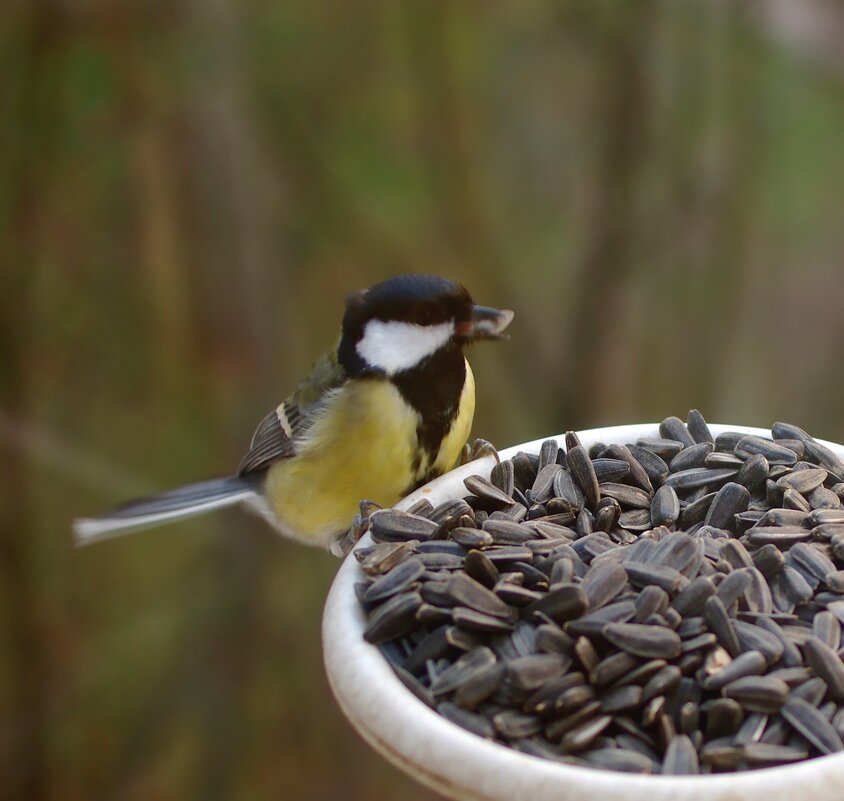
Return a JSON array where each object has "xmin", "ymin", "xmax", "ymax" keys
[{"xmin": 391, "ymin": 343, "xmax": 466, "ymax": 484}]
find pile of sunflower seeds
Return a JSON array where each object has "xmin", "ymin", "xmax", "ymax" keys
[{"xmin": 354, "ymin": 412, "xmax": 844, "ymax": 775}]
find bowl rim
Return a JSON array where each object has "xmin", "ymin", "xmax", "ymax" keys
[{"xmin": 323, "ymin": 423, "xmax": 844, "ymax": 801}]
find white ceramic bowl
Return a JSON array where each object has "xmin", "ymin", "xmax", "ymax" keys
[{"xmin": 323, "ymin": 423, "xmax": 844, "ymax": 801}]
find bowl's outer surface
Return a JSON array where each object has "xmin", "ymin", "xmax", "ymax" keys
[{"xmin": 323, "ymin": 423, "xmax": 844, "ymax": 801}]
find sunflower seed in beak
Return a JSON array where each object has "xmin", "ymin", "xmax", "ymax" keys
[{"xmin": 458, "ymin": 305, "xmax": 514, "ymax": 342}]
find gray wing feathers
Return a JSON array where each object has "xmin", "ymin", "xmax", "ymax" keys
[
  {"xmin": 238, "ymin": 408, "xmax": 296, "ymax": 475},
  {"xmin": 237, "ymin": 350, "xmax": 347, "ymax": 476},
  {"xmin": 73, "ymin": 476, "xmax": 257, "ymax": 545}
]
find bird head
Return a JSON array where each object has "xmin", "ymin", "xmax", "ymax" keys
[{"xmin": 338, "ymin": 275, "xmax": 514, "ymax": 377}]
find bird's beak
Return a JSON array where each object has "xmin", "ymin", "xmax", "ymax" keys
[{"xmin": 457, "ymin": 305, "xmax": 515, "ymax": 342}]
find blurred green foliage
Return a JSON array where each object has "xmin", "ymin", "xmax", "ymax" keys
[{"xmin": 2, "ymin": 1, "xmax": 844, "ymax": 799}]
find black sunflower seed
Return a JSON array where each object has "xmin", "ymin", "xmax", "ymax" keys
[
  {"xmin": 659, "ymin": 417, "xmax": 696, "ymax": 449},
  {"xmin": 566, "ymin": 445, "xmax": 601, "ymax": 509},
  {"xmin": 370, "ymin": 509, "xmax": 439, "ymax": 542},
  {"xmin": 687, "ymin": 410, "xmax": 714, "ymax": 445},
  {"xmin": 359, "ymin": 414, "xmax": 844, "ymax": 776},
  {"xmin": 661, "ymin": 733, "xmax": 699, "ymax": 775},
  {"xmin": 722, "ymin": 675, "xmax": 789, "ymax": 713},
  {"xmin": 651, "ymin": 485, "xmax": 680, "ymax": 528},
  {"xmin": 602, "ymin": 623, "xmax": 682, "ymax": 659},
  {"xmin": 781, "ymin": 697, "xmax": 844, "ymax": 754},
  {"xmin": 670, "ymin": 442, "xmax": 715, "ymax": 473}
]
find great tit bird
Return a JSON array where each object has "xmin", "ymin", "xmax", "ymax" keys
[{"xmin": 73, "ymin": 274, "xmax": 514, "ymax": 556}]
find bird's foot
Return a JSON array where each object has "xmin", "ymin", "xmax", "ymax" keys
[
  {"xmin": 330, "ymin": 499, "xmax": 383, "ymax": 558},
  {"xmin": 461, "ymin": 438, "xmax": 500, "ymax": 466}
]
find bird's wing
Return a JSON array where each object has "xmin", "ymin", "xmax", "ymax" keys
[{"xmin": 237, "ymin": 343, "xmax": 347, "ymax": 476}]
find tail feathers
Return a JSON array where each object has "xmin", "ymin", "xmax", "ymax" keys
[{"xmin": 73, "ymin": 476, "xmax": 258, "ymax": 545}]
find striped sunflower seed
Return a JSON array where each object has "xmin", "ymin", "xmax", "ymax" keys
[
  {"xmin": 364, "ymin": 556, "xmax": 425, "ymax": 602},
  {"xmin": 670, "ymin": 576, "xmax": 716, "ymax": 616},
  {"xmin": 659, "ymin": 417, "xmax": 696, "ymax": 449},
  {"xmin": 703, "ymin": 698, "xmax": 744, "ymax": 740},
  {"xmin": 463, "ymin": 549, "xmax": 499, "ymax": 588},
  {"xmin": 527, "ymin": 583, "xmax": 589, "ymax": 623},
  {"xmin": 561, "ymin": 715, "xmax": 613, "ymax": 753},
  {"xmin": 703, "ymin": 650, "xmax": 767, "ymax": 691},
  {"xmin": 663, "ymin": 468, "xmax": 737, "ymax": 493},
  {"xmin": 804, "ymin": 439, "xmax": 844, "ymax": 478},
  {"xmin": 357, "ymin": 541, "xmax": 414, "ymax": 576},
  {"xmin": 790, "ymin": 676, "xmax": 828, "ymax": 706},
  {"xmin": 584, "ymin": 747, "xmax": 655, "ymax": 774},
  {"xmin": 804, "ymin": 636, "xmax": 844, "ymax": 702},
  {"xmin": 735, "ymin": 453, "xmax": 771, "ymax": 492},
  {"xmin": 465, "ymin": 474, "xmax": 515, "ymax": 508},
  {"xmin": 703, "ymin": 596, "xmax": 741, "ymax": 657},
  {"xmin": 602, "ymin": 623, "xmax": 682, "ymax": 659},
  {"xmin": 618, "ymin": 509, "xmax": 652, "ymax": 532},
  {"xmin": 624, "ymin": 562, "xmax": 686, "ymax": 594},
  {"xmin": 781, "ymin": 697, "xmax": 844, "ymax": 754},
  {"xmin": 747, "ymin": 526, "xmax": 812, "ymax": 547},
  {"xmin": 592, "ymin": 458, "xmax": 631, "ymax": 484},
  {"xmin": 670, "ymin": 442, "xmax": 715, "ymax": 473},
  {"xmin": 490, "ymin": 459, "xmax": 515, "ymax": 497},
  {"xmin": 565, "ymin": 444, "xmax": 600, "ymax": 509},
  {"xmin": 651, "ymin": 485, "xmax": 680, "ymax": 528},
  {"xmin": 538, "ymin": 439, "xmax": 561, "ymax": 470},
  {"xmin": 687, "ymin": 410, "xmax": 714, "ymax": 445},
  {"xmin": 638, "ymin": 438, "xmax": 685, "ymax": 459},
  {"xmin": 370, "ymin": 509, "xmax": 439, "ymax": 542},
  {"xmin": 438, "ymin": 701, "xmax": 495, "ymax": 738},
  {"xmin": 363, "ymin": 591, "xmax": 423, "ymax": 644},
  {"xmin": 733, "ymin": 620, "xmax": 784, "ymax": 665},
  {"xmin": 627, "ymin": 445, "xmax": 670, "ymax": 488},
  {"xmin": 452, "ymin": 607, "xmax": 515, "ymax": 633},
  {"xmin": 661, "ymin": 733, "xmax": 699, "ymax": 775},
  {"xmin": 530, "ymin": 464, "xmax": 562, "ymax": 504},
  {"xmin": 722, "ymin": 675, "xmax": 789, "ymax": 713},
  {"xmin": 777, "ymin": 467, "xmax": 828, "ymax": 494},
  {"xmin": 735, "ymin": 436, "xmax": 798, "ymax": 466},
  {"xmin": 449, "ymin": 527, "xmax": 494, "ymax": 549},
  {"xmin": 743, "ymin": 742, "xmax": 809, "ymax": 765},
  {"xmin": 580, "ymin": 561, "xmax": 629, "ymax": 609},
  {"xmin": 431, "ymin": 646, "xmax": 497, "ymax": 695},
  {"xmin": 704, "ymin": 482, "xmax": 750, "ymax": 531},
  {"xmin": 602, "ymin": 443, "xmax": 655, "ymax": 493},
  {"xmin": 600, "ymin": 685, "xmax": 643, "ymax": 714},
  {"xmin": 545, "ymin": 700, "xmax": 602, "ymax": 742},
  {"xmin": 593, "ymin": 497, "xmax": 621, "ymax": 533},
  {"xmin": 589, "ymin": 651, "xmax": 638, "ymax": 687},
  {"xmin": 492, "ymin": 709, "xmax": 544, "ymax": 739}
]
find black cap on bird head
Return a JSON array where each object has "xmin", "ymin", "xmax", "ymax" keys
[
  {"xmin": 338, "ymin": 274, "xmax": 514, "ymax": 377},
  {"xmin": 345, "ymin": 275, "xmax": 470, "ymax": 329}
]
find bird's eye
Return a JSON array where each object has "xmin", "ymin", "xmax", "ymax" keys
[{"xmin": 415, "ymin": 307, "xmax": 437, "ymax": 326}]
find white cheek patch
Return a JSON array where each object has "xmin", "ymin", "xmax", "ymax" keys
[{"xmin": 357, "ymin": 319, "xmax": 454, "ymax": 375}]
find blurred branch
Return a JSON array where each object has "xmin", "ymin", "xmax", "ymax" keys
[{"xmin": 0, "ymin": 410, "xmax": 153, "ymax": 497}]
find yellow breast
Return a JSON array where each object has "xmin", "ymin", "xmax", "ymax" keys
[{"xmin": 263, "ymin": 361, "xmax": 475, "ymax": 549}]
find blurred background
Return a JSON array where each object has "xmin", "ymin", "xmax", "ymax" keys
[{"xmin": 2, "ymin": 0, "xmax": 844, "ymax": 799}]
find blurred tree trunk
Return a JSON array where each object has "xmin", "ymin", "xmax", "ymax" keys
[
  {"xmin": 403, "ymin": 1, "xmax": 501, "ymax": 286},
  {"xmin": 0, "ymin": 3, "xmax": 68, "ymax": 800},
  {"xmin": 558, "ymin": 2, "xmax": 657, "ymax": 425}
]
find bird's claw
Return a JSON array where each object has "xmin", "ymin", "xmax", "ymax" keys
[
  {"xmin": 330, "ymin": 499, "xmax": 383, "ymax": 558},
  {"xmin": 461, "ymin": 438, "xmax": 500, "ymax": 466}
]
